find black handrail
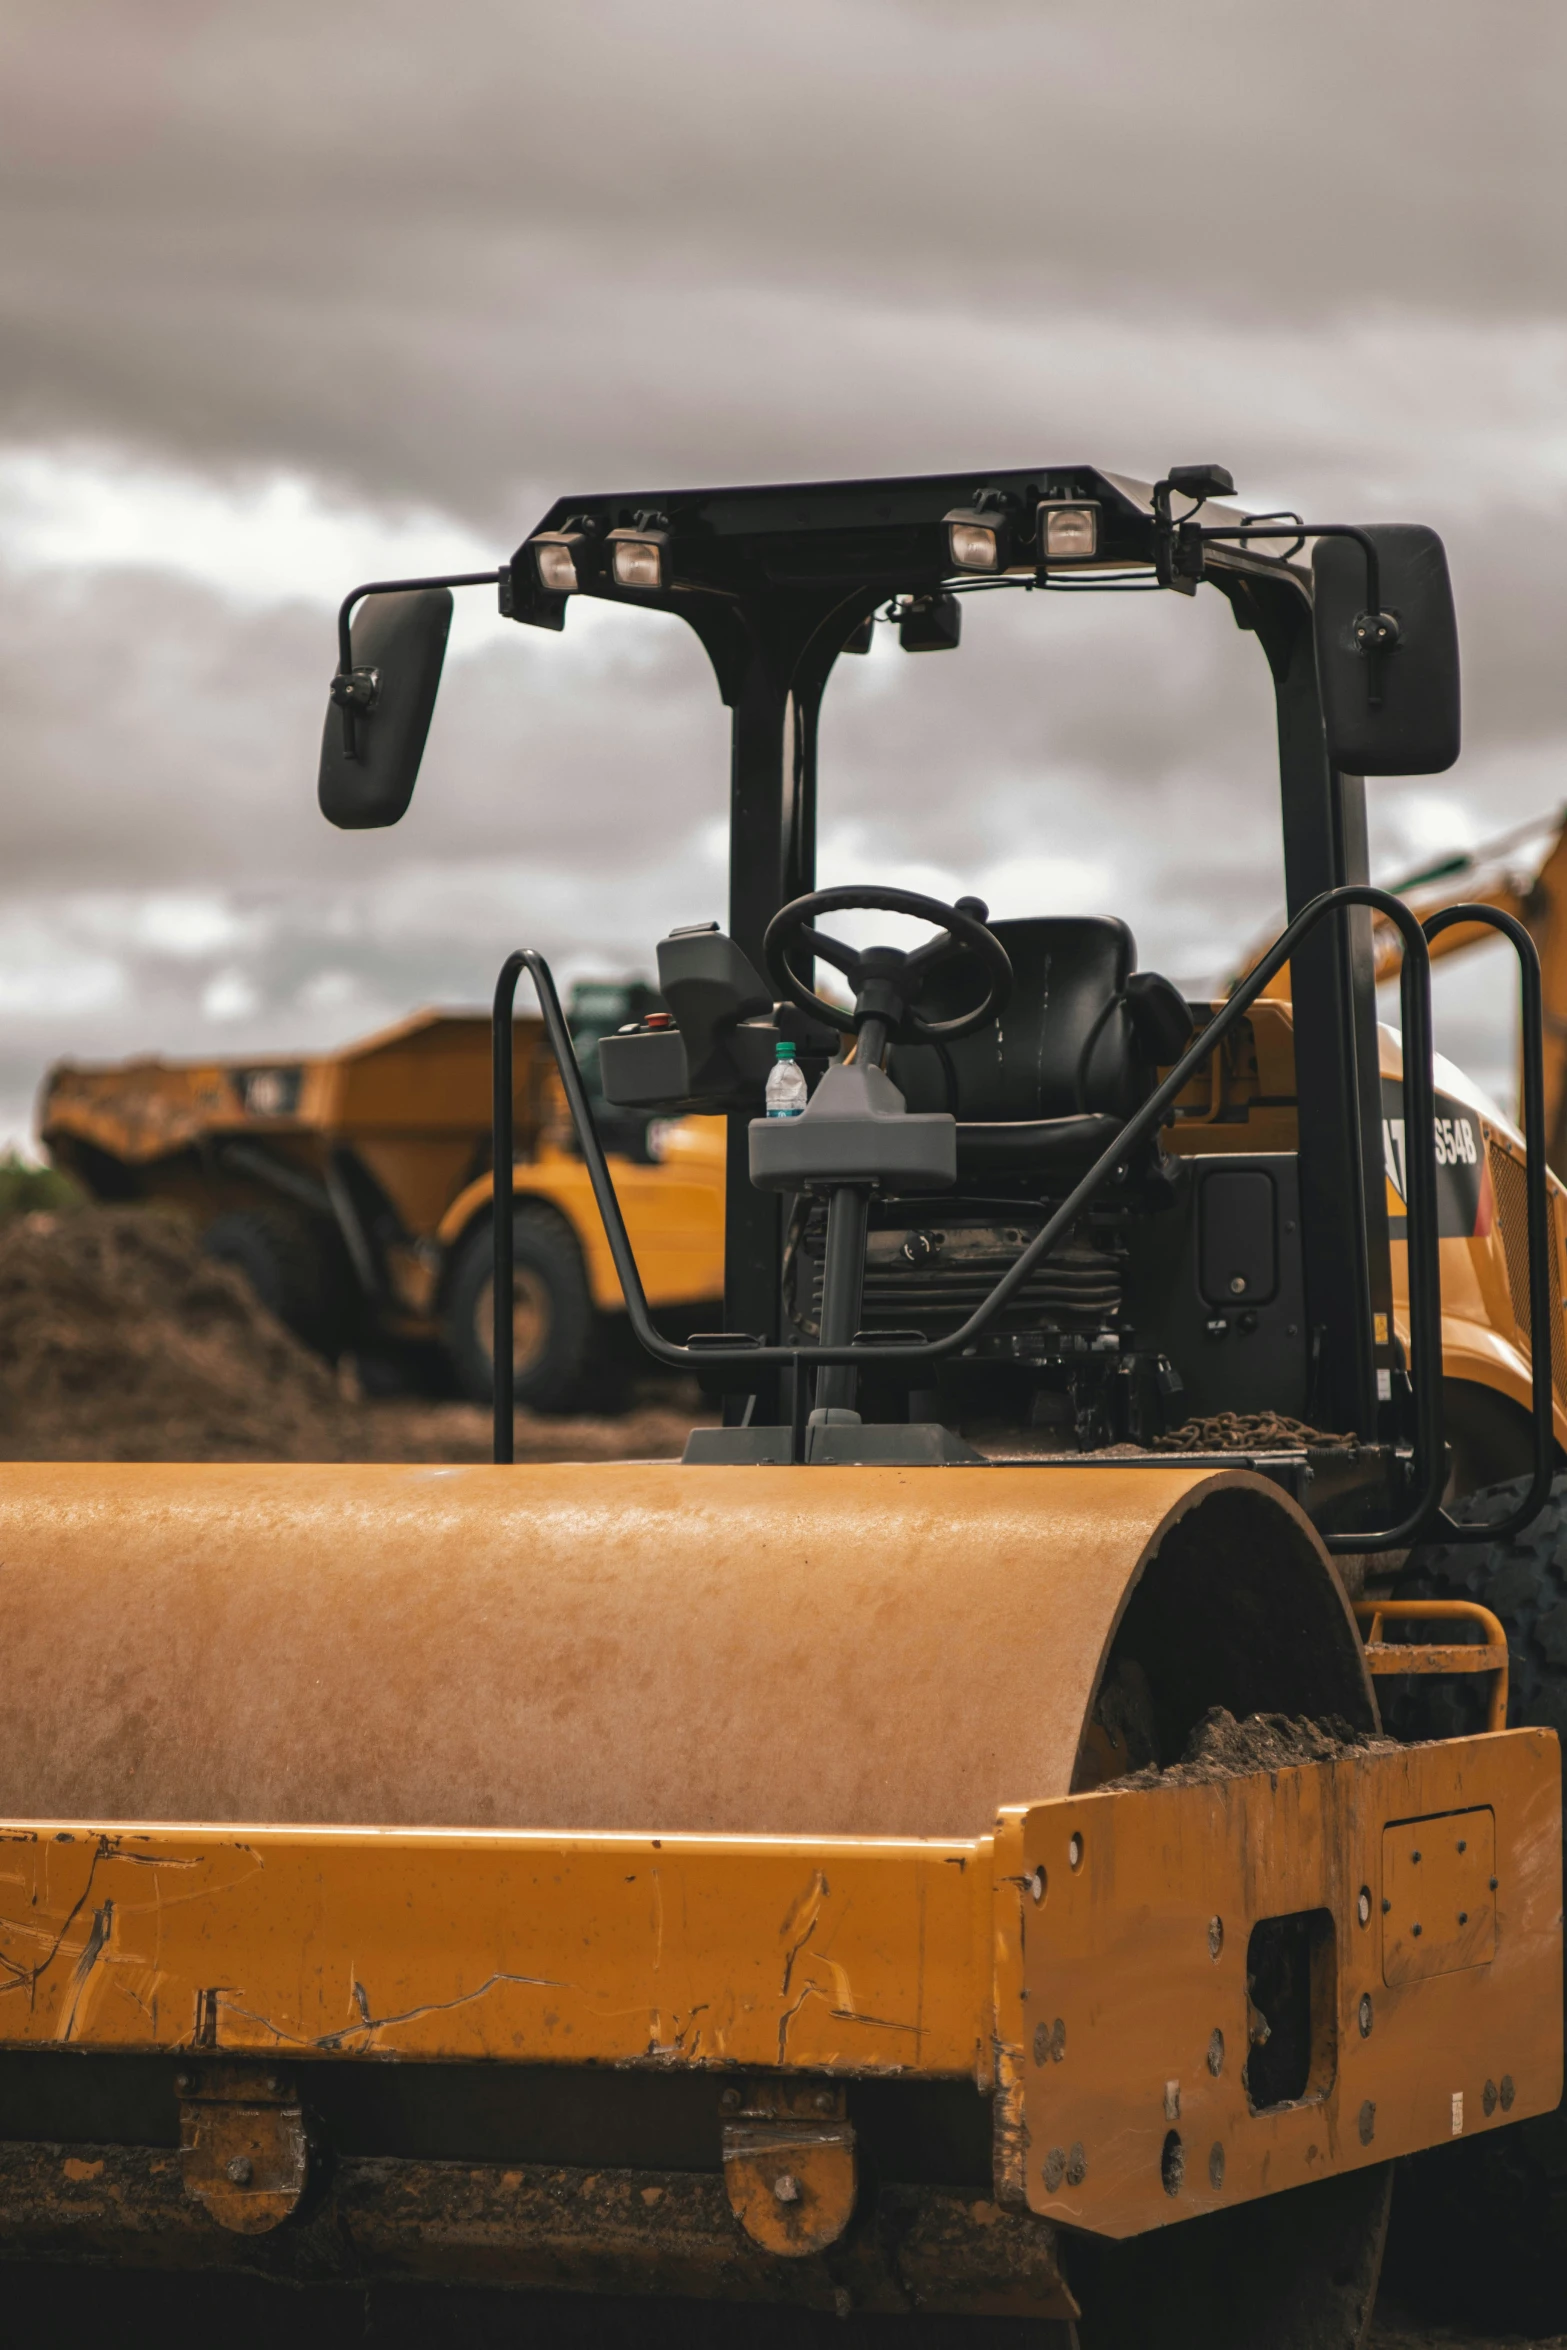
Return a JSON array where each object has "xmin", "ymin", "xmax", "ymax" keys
[
  {"xmin": 1421, "ymin": 904, "xmax": 1555, "ymax": 1545},
  {"xmin": 491, "ymin": 894, "xmax": 1455, "ymax": 1548}
]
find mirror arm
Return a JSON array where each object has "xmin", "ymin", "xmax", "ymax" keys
[
  {"xmin": 333, "ymin": 569, "xmax": 503, "ymax": 758},
  {"xmin": 1188, "ymin": 523, "xmax": 1397, "ymax": 704}
]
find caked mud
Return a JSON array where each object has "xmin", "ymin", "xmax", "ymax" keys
[{"xmin": 1107, "ymin": 1703, "xmax": 1399, "ymax": 1792}]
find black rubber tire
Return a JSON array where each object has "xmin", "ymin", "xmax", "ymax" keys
[
  {"xmin": 1378, "ymin": 1470, "xmax": 1567, "ymax": 2333},
  {"xmin": 1071, "ymin": 2164, "xmax": 1390, "ymax": 2350},
  {"xmin": 442, "ymin": 1209, "xmax": 598, "ymax": 1414},
  {"xmin": 203, "ymin": 1206, "xmax": 345, "ymax": 1356}
]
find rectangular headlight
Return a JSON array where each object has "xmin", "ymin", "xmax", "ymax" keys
[
  {"xmin": 607, "ymin": 523, "xmax": 670, "ymax": 591},
  {"xmin": 1038, "ymin": 502, "xmax": 1100, "ymax": 562},
  {"xmin": 611, "ymin": 539, "xmax": 662, "ymax": 589},
  {"xmin": 531, "ymin": 531, "xmax": 585, "ymax": 592},
  {"xmin": 945, "ymin": 513, "xmax": 1002, "ymax": 573}
]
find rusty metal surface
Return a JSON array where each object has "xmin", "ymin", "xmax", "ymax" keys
[
  {"xmin": 721, "ymin": 2123, "xmax": 856, "ymax": 2257},
  {"xmin": 177, "ymin": 2063, "xmax": 307, "ymax": 2234},
  {"xmin": 719, "ymin": 2078, "xmax": 855, "ymax": 2256},
  {"xmin": 0, "ymin": 1459, "xmax": 1329, "ymax": 1839},
  {"xmin": 0, "ymin": 2136, "xmax": 1077, "ymax": 2317},
  {"xmin": 1018, "ymin": 1729, "xmax": 1562, "ymax": 2240}
]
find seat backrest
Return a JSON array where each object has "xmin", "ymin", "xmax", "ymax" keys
[{"xmin": 889, "ymin": 916, "xmax": 1143, "ymax": 1121}]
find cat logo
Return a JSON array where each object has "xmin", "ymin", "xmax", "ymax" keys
[
  {"xmin": 1383, "ymin": 1108, "xmax": 1479, "ymax": 1203},
  {"xmin": 1381, "ymin": 1080, "xmax": 1487, "ymax": 1239}
]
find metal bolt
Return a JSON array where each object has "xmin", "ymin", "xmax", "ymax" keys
[
  {"xmin": 1029, "ymin": 1866, "xmax": 1046, "ymax": 1904},
  {"xmin": 1490, "ymin": 1876, "xmax": 1500, "ymax": 1891},
  {"xmin": 1207, "ymin": 1915, "xmax": 1224, "ymax": 1960},
  {"xmin": 1359, "ymin": 1993, "xmax": 1374, "ymax": 2038},
  {"xmin": 1483, "ymin": 2079, "xmax": 1498, "ymax": 2116},
  {"xmin": 1459, "ymin": 1910, "xmax": 1469, "ymax": 1926},
  {"xmin": 266, "ymin": 2075, "xmax": 283, "ymax": 2096},
  {"xmin": 226, "ymin": 2155, "xmax": 253, "ymax": 2186},
  {"xmin": 1357, "ymin": 1886, "xmax": 1371, "ymax": 1927},
  {"xmin": 1067, "ymin": 1834, "xmax": 1084, "ymax": 1872},
  {"xmin": 1382, "ymin": 1897, "xmax": 1391, "ymax": 1915},
  {"xmin": 1208, "ymin": 2141, "xmax": 1225, "ymax": 2190},
  {"xmin": 1207, "ymin": 2029, "xmax": 1224, "ymax": 2076},
  {"xmin": 1358, "ymin": 2100, "xmax": 1376, "ymax": 2147},
  {"xmin": 1065, "ymin": 2142, "xmax": 1087, "ymax": 2188},
  {"xmin": 718, "ymin": 2086, "xmax": 742, "ymax": 2114},
  {"xmin": 1229, "ymin": 1275, "xmax": 1247, "ymax": 1295},
  {"xmin": 174, "ymin": 2072, "xmax": 192, "ymax": 2095},
  {"xmin": 1501, "ymin": 2074, "xmax": 1516, "ymax": 2110},
  {"xmin": 1412, "ymin": 1923, "xmax": 1423, "ymax": 1937},
  {"xmin": 1412, "ymin": 1850, "xmax": 1422, "ymax": 1865},
  {"xmin": 813, "ymin": 2090, "xmax": 834, "ymax": 2115},
  {"xmin": 773, "ymin": 2173, "xmax": 801, "ymax": 2205}
]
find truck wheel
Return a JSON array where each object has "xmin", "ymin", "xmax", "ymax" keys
[
  {"xmin": 444, "ymin": 1211, "xmax": 597, "ymax": 1414},
  {"xmin": 1379, "ymin": 1471, "xmax": 1567, "ymax": 2334},
  {"xmin": 203, "ymin": 1207, "xmax": 343, "ymax": 1356}
]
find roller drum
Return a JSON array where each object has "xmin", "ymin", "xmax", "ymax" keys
[{"xmin": 0, "ymin": 1460, "xmax": 1374, "ymax": 1837}]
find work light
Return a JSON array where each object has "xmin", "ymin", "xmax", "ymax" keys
[
  {"xmin": 944, "ymin": 509, "xmax": 1004, "ymax": 573},
  {"xmin": 608, "ymin": 521, "xmax": 670, "ymax": 591},
  {"xmin": 530, "ymin": 530, "xmax": 589, "ymax": 593},
  {"xmin": 1037, "ymin": 502, "xmax": 1100, "ymax": 562}
]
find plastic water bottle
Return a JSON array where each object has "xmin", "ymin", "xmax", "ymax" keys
[{"xmin": 765, "ymin": 1039, "xmax": 809, "ymax": 1117}]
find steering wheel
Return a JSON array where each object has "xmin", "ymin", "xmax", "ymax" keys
[{"xmin": 763, "ymin": 885, "xmax": 1013, "ymax": 1044}]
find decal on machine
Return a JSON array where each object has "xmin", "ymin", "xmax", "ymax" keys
[{"xmin": 1381, "ymin": 1077, "xmax": 1487, "ymax": 1239}]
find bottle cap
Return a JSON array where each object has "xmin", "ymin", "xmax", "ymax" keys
[{"xmin": 774, "ymin": 1039, "xmax": 797, "ymax": 1058}]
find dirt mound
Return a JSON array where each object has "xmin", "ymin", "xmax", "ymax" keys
[
  {"xmin": 0, "ymin": 1206, "xmax": 707, "ymax": 1464},
  {"xmin": 1109, "ymin": 1704, "xmax": 1397, "ymax": 1790},
  {"xmin": 0, "ymin": 1206, "xmax": 353, "ymax": 1459}
]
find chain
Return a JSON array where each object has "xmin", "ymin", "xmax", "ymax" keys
[{"xmin": 1150, "ymin": 1411, "xmax": 1356, "ymax": 1453}]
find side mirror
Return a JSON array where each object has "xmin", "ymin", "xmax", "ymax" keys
[
  {"xmin": 318, "ymin": 586, "xmax": 453, "ymax": 829},
  {"xmin": 1312, "ymin": 524, "xmax": 1459, "ymax": 776}
]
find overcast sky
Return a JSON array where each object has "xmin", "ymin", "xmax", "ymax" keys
[{"xmin": 0, "ymin": 0, "xmax": 1563, "ymax": 1146}]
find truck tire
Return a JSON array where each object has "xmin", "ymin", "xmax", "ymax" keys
[
  {"xmin": 203, "ymin": 1207, "xmax": 344, "ymax": 1357},
  {"xmin": 444, "ymin": 1209, "xmax": 598, "ymax": 1414},
  {"xmin": 1379, "ymin": 1471, "xmax": 1567, "ymax": 2333}
]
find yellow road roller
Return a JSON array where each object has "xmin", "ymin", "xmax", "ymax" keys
[{"xmin": 2, "ymin": 463, "xmax": 1565, "ymax": 2346}]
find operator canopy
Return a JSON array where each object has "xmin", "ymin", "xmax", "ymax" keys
[{"xmin": 318, "ymin": 461, "xmax": 1461, "ymax": 834}]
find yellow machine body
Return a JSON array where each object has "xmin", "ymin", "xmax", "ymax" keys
[
  {"xmin": 0, "ymin": 1460, "xmax": 1556, "ymax": 2310},
  {"xmin": 1165, "ymin": 996, "xmax": 1567, "ymax": 1482}
]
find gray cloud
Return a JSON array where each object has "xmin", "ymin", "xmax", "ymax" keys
[{"xmin": 0, "ymin": 0, "xmax": 1561, "ymax": 1149}]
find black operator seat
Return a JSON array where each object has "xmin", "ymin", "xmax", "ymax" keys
[{"xmin": 887, "ymin": 916, "xmax": 1193, "ymax": 1179}]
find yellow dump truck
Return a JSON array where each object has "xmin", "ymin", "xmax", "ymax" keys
[
  {"xmin": 39, "ymin": 991, "xmax": 725, "ymax": 1407},
  {"xmin": 4, "ymin": 462, "xmax": 1566, "ymax": 2344}
]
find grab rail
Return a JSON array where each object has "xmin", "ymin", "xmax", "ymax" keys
[
  {"xmin": 1418, "ymin": 906, "xmax": 1554, "ymax": 1546},
  {"xmin": 1354, "ymin": 1598, "xmax": 1510, "ymax": 1732}
]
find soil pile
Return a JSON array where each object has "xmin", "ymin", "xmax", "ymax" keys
[
  {"xmin": 0, "ymin": 1207, "xmax": 704, "ymax": 1463},
  {"xmin": 1109, "ymin": 1704, "xmax": 1398, "ymax": 1790},
  {"xmin": 0, "ymin": 1207, "xmax": 353, "ymax": 1459}
]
